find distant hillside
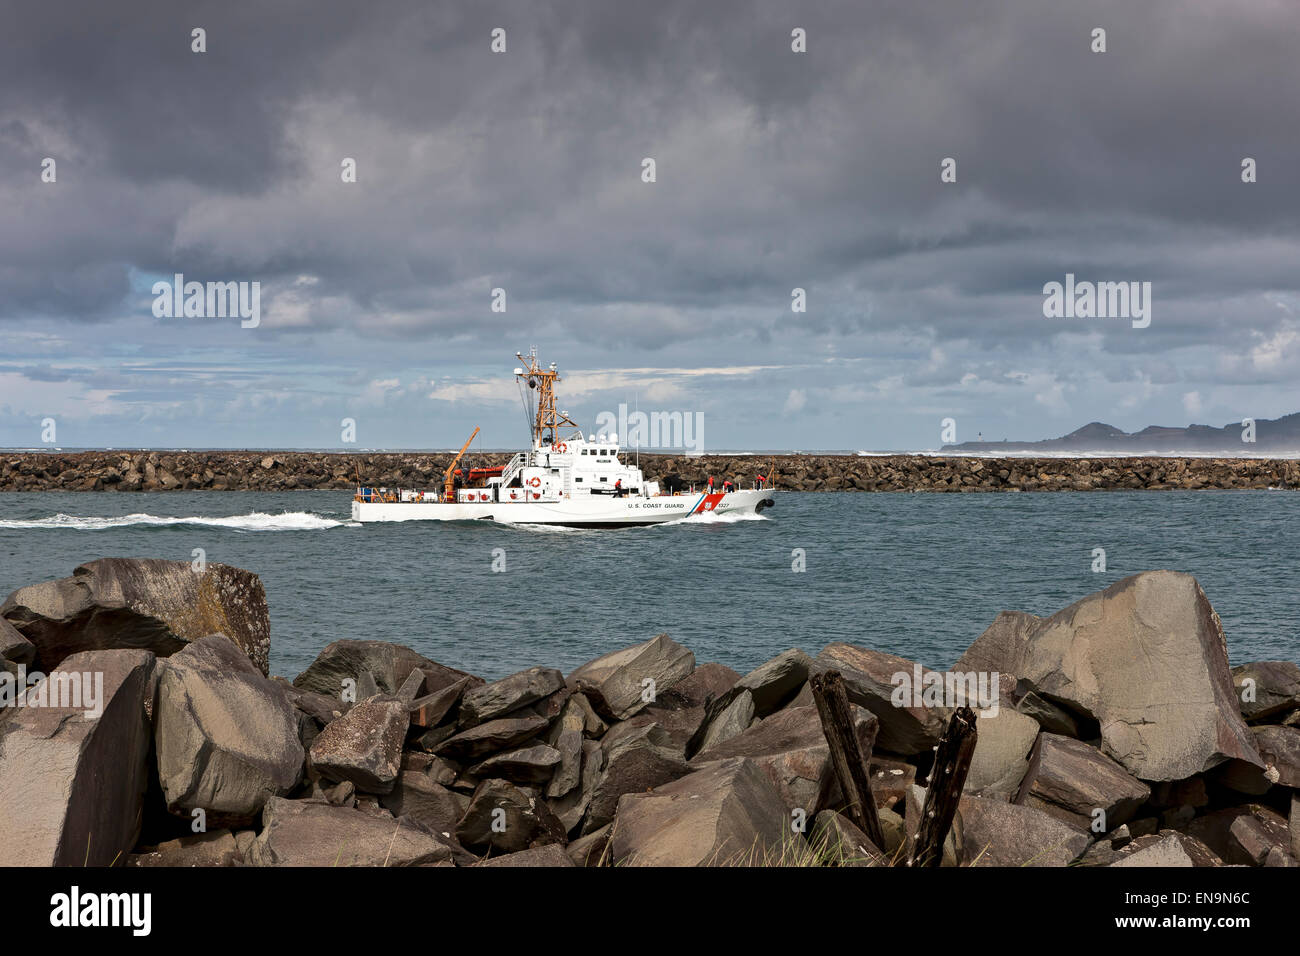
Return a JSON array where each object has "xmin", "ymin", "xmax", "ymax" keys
[{"xmin": 943, "ymin": 412, "xmax": 1300, "ymax": 455}]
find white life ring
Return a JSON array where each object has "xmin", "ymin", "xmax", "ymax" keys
[
  {"xmin": 556, "ymin": 442, "xmax": 567, "ymax": 453},
  {"xmin": 528, "ymin": 477, "xmax": 541, "ymax": 487}
]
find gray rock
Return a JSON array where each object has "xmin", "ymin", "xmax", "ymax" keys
[
  {"xmin": 155, "ymin": 635, "xmax": 303, "ymax": 826},
  {"xmin": 609, "ymin": 757, "xmax": 790, "ymax": 866},
  {"xmin": 467, "ymin": 744, "xmax": 562, "ymax": 786},
  {"xmin": 434, "ymin": 714, "xmax": 550, "ymax": 762},
  {"xmin": 812, "ymin": 643, "xmax": 950, "ymax": 755},
  {"xmin": 544, "ymin": 696, "xmax": 587, "ymax": 798},
  {"xmin": 378, "ymin": 771, "xmax": 470, "ymax": 838},
  {"xmin": 696, "ymin": 688, "xmax": 755, "ymax": 753},
  {"xmin": 246, "ymin": 797, "xmax": 452, "ymax": 866},
  {"xmin": 958, "ymin": 795, "xmax": 1090, "ymax": 866},
  {"xmin": 694, "ymin": 704, "xmax": 878, "ymax": 816},
  {"xmin": 1231, "ymin": 661, "xmax": 1300, "ymax": 721},
  {"xmin": 811, "ymin": 810, "xmax": 885, "ymax": 866},
  {"xmin": 293, "ymin": 639, "xmax": 478, "ymax": 701},
  {"xmin": 127, "ymin": 830, "xmax": 241, "ymax": 867},
  {"xmin": 1110, "ymin": 832, "xmax": 1196, "ymax": 867},
  {"xmin": 0, "ymin": 649, "xmax": 155, "ymax": 865},
  {"xmin": 965, "ymin": 706, "xmax": 1039, "ymax": 795},
  {"xmin": 868, "ymin": 755, "xmax": 916, "ymax": 810},
  {"xmin": 0, "ymin": 617, "xmax": 34, "ymax": 666},
  {"xmin": 456, "ymin": 779, "xmax": 567, "ymax": 854},
  {"xmin": 459, "ymin": 666, "xmax": 565, "ymax": 728},
  {"xmin": 552, "ymin": 738, "xmax": 603, "ymax": 834},
  {"xmin": 1186, "ymin": 804, "xmax": 1293, "ymax": 866},
  {"xmin": 395, "ymin": 668, "xmax": 426, "ymax": 703},
  {"xmin": 734, "ymin": 649, "xmax": 812, "ymax": 716},
  {"xmin": 1014, "ymin": 733, "xmax": 1150, "ymax": 831},
  {"xmin": 584, "ymin": 723, "xmax": 690, "ymax": 834},
  {"xmin": 1, "ymin": 558, "xmax": 271, "ymax": 673},
  {"xmin": 478, "ymin": 844, "xmax": 574, "ymax": 867},
  {"xmin": 409, "ymin": 676, "xmax": 472, "ymax": 729},
  {"xmin": 1015, "ymin": 571, "xmax": 1261, "ymax": 781},
  {"xmin": 1014, "ymin": 687, "xmax": 1084, "ymax": 737},
  {"xmin": 954, "ymin": 610, "xmax": 1040, "ymax": 679},
  {"xmin": 878, "ymin": 806, "xmax": 906, "ymax": 854},
  {"xmin": 308, "ymin": 695, "xmax": 408, "ymax": 794},
  {"xmin": 1251, "ymin": 724, "xmax": 1300, "ymax": 787},
  {"xmin": 1118, "ymin": 831, "xmax": 1222, "ymax": 867},
  {"xmin": 566, "ymin": 824, "xmax": 611, "ymax": 866},
  {"xmin": 568, "ymin": 633, "xmax": 695, "ymax": 720}
]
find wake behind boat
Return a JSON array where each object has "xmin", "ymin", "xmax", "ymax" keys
[{"xmin": 352, "ymin": 351, "xmax": 777, "ymax": 527}]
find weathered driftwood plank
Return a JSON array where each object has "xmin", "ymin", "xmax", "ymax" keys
[
  {"xmin": 810, "ymin": 670, "xmax": 886, "ymax": 851},
  {"xmin": 908, "ymin": 705, "xmax": 978, "ymax": 867}
]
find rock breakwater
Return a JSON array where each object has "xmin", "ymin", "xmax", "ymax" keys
[
  {"xmin": 1, "ymin": 559, "xmax": 1297, "ymax": 867},
  {"xmin": 3, "ymin": 450, "xmax": 1299, "ymax": 492}
]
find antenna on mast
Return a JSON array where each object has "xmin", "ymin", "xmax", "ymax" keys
[{"xmin": 515, "ymin": 350, "xmax": 577, "ymax": 447}]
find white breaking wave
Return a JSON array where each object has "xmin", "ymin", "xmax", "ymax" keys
[
  {"xmin": 0, "ymin": 511, "xmax": 355, "ymax": 532},
  {"xmin": 670, "ymin": 509, "xmax": 770, "ymax": 525}
]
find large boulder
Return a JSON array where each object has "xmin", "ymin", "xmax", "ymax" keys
[
  {"xmin": 958, "ymin": 795, "xmax": 1090, "ymax": 866},
  {"xmin": 812, "ymin": 644, "xmax": 950, "ymax": 755},
  {"xmin": 732, "ymin": 649, "xmax": 813, "ymax": 716},
  {"xmin": 583, "ymin": 722, "xmax": 691, "ymax": 833},
  {"xmin": 0, "ymin": 649, "xmax": 156, "ymax": 865},
  {"xmin": 954, "ymin": 610, "xmax": 1040, "ymax": 699},
  {"xmin": 459, "ymin": 667, "xmax": 565, "ymax": 727},
  {"xmin": 477, "ymin": 844, "xmax": 574, "ymax": 867},
  {"xmin": 434, "ymin": 714, "xmax": 550, "ymax": 762},
  {"xmin": 1110, "ymin": 831, "xmax": 1219, "ymax": 867},
  {"xmin": 1014, "ymin": 733, "xmax": 1149, "ymax": 831},
  {"xmin": 608, "ymin": 757, "xmax": 790, "ymax": 866},
  {"xmin": 1, "ymin": 558, "xmax": 271, "ymax": 674},
  {"xmin": 308, "ymin": 695, "xmax": 409, "ymax": 794},
  {"xmin": 1186, "ymin": 804, "xmax": 1294, "ymax": 866},
  {"xmin": 1015, "ymin": 571, "xmax": 1261, "ymax": 781},
  {"xmin": 246, "ymin": 797, "xmax": 453, "ymax": 866},
  {"xmin": 964, "ymin": 707, "xmax": 1039, "ymax": 795},
  {"xmin": 567, "ymin": 633, "xmax": 695, "ymax": 720},
  {"xmin": 467, "ymin": 744, "xmax": 562, "ymax": 786},
  {"xmin": 456, "ymin": 779, "xmax": 567, "ymax": 854},
  {"xmin": 551, "ymin": 738, "xmax": 603, "ymax": 834},
  {"xmin": 1231, "ymin": 661, "xmax": 1300, "ymax": 722},
  {"xmin": 694, "ymin": 704, "xmax": 878, "ymax": 815},
  {"xmin": 293, "ymin": 639, "xmax": 479, "ymax": 701},
  {"xmin": 155, "ymin": 635, "xmax": 303, "ymax": 825}
]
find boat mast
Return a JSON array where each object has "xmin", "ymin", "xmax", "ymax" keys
[{"xmin": 515, "ymin": 348, "xmax": 577, "ymax": 447}]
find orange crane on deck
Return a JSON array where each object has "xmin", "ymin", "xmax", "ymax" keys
[{"xmin": 443, "ymin": 427, "xmax": 480, "ymax": 501}]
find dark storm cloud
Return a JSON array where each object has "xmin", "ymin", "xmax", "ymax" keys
[{"xmin": 1, "ymin": 0, "xmax": 1298, "ymax": 447}]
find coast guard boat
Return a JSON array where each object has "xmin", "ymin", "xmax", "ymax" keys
[{"xmin": 352, "ymin": 351, "xmax": 776, "ymax": 527}]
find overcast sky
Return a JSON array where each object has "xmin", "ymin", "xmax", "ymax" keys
[{"xmin": 2, "ymin": 0, "xmax": 1298, "ymax": 451}]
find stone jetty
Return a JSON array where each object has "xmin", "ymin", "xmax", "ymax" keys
[
  {"xmin": 2, "ymin": 450, "xmax": 1299, "ymax": 492},
  {"xmin": 1, "ymin": 559, "xmax": 1296, "ymax": 867}
]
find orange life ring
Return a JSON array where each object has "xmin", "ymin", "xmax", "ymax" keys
[
  {"xmin": 528, "ymin": 477, "xmax": 541, "ymax": 487},
  {"xmin": 509, "ymin": 490, "xmax": 518, "ymax": 500},
  {"xmin": 555, "ymin": 442, "xmax": 567, "ymax": 453},
  {"xmin": 479, "ymin": 493, "xmax": 489, "ymax": 501},
  {"xmin": 532, "ymin": 492, "xmax": 540, "ymax": 499}
]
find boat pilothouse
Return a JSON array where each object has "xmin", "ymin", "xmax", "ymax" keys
[{"xmin": 352, "ymin": 350, "xmax": 777, "ymax": 527}]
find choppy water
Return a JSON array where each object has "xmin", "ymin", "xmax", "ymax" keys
[{"xmin": 0, "ymin": 490, "xmax": 1296, "ymax": 680}]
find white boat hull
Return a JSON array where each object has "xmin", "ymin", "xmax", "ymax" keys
[{"xmin": 351, "ymin": 489, "xmax": 776, "ymax": 526}]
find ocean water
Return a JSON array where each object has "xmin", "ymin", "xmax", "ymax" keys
[{"xmin": 0, "ymin": 490, "xmax": 1296, "ymax": 681}]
